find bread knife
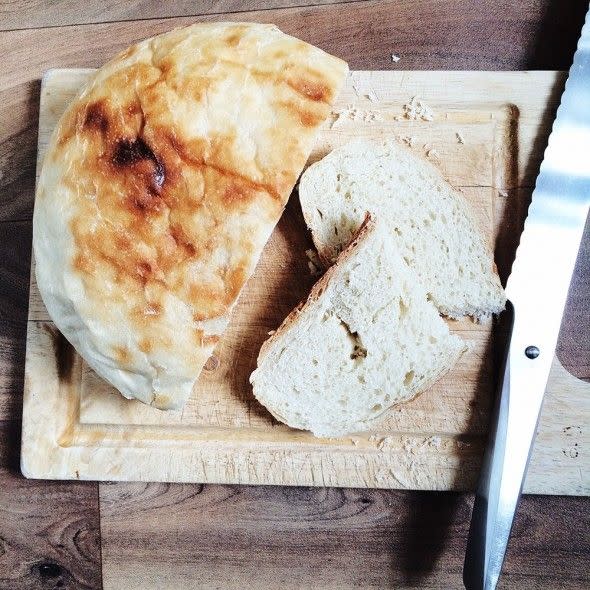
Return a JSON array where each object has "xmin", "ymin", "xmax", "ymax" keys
[{"xmin": 463, "ymin": 8, "xmax": 590, "ymax": 590}]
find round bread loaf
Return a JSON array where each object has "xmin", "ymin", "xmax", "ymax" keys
[{"xmin": 33, "ymin": 22, "xmax": 348, "ymax": 409}]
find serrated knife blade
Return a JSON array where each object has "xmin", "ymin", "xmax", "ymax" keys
[{"xmin": 463, "ymin": 8, "xmax": 590, "ymax": 590}]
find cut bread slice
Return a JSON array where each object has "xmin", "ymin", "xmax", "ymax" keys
[
  {"xmin": 250, "ymin": 216, "xmax": 466, "ymax": 437},
  {"xmin": 298, "ymin": 138, "xmax": 506, "ymax": 320}
]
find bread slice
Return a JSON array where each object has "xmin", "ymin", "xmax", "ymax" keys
[
  {"xmin": 250, "ymin": 216, "xmax": 466, "ymax": 437},
  {"xmin": 298, "ymin": 139, "xmax": 506, "ymax": 320}
]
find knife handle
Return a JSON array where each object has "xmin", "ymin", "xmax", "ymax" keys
[{"xmin": 463, "ymin": 303, "xmax": 552, "ymax": 590}]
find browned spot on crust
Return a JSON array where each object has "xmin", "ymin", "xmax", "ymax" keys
[
  {"xmin": 138, "ymin": 338, "xmax": 153, "ymax": 353},
  {"xmin": 225, "ymin": 264, "xmax": 248, "ymax": 301},
  {"xmin": 129, "ymin": 189, "xmax": 165, "ymax": 214},
  {"xmin": 193, "ymin": 329, "xmax": 220, "ymax": 347},
  {"xmin": 299, "ymin": 109, "xmax": 324, "ymax": 128},
  {"xmin": 136, "ymin": 261, "xmax": 153, "ymax": 282},
  {"xmin": 73, "ymin": 251, "xmax": 95, "ymax": 275},
  {"xmin": 223, "ymin": 183, "xmax": 253, "ymax": 205},
  {"xmin": 113, "ymin": 232, "xmax": 132, "ymax": 252},
  {"xmin": 163, "ymin": 130, "xmax": 283, "ymax": 203},
  {"xmin": 132, "ymin": 301, "xmax": 162, "ymax": 330},
  {"xmin": 126, "ymin": 102, "xmax": 142, "ymax": 117},
  {"xmin": 287, "ymin": 77, "xmax": 331, "ymax": 103},
  {"xmin": 278, "ymin": 100, "xmax": 324, "ymax": 128},
  {"xmin": 203, "ymin": 334, "xmax": 220, "ymax": 346},
  {"xmin": 271, "ymin": 49, "xmax": 288, "ymax": 60},
  {"xmin": 225, "ymin": 33, "xmax": 241, "ymax": 47},
  {"xmin": 113, "ymin": 138, "xmax": 165, "ymax": 191},
  {"xmin": 84, "ymin": 100, "xmax": 109, "ymax": 134},
  {"xmin": 190, "ymin": 285, "xmax": 226, "ymax": 321},
  {"xmin": 113, "ymin": 345, "xmax": 131, "ymax": 364},
  {"xmin": 107, "ymin": 136, "xmax": 169, "ymax": 215},
  {"xmin": 169, "ymin": 224, "xmax": 197, "ymax": 258},
  {"xmin": 159, "ymin": 59, "xmax": 173, "ymax": 76},
  {"xmin": 145, "ymin": 302, "xmax": 162, "ymax": 315}
]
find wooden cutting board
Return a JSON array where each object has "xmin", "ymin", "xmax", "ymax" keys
[{"xmin": 22, "ymin": 69, "xmax": 589, "ymax": 494}]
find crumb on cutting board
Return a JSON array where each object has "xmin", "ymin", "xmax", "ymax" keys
[
  {"xmin": 350, "ymin": 73, "xmax": 379, "ymax": 102},
  {"xmin": 456, "ymin": 131, "xmax": 465, "ymax": 144},
  {"xmin": 399, "ymin": 135, "xmax": 416, "ymax": 148},
  {"xmin": 391, "ymin": 53, "xmax": 401, "ymax": 63},
  {"xmin": 364, "ymin": 89, "xmax": 379, "ymax": 102},
  {"xmin": 403, "ymin": 96, "xmax": 435, "ymax": 121},
  {"xmin": 330, "ymin": 106, "xmax": 383, "ymax": 127}
]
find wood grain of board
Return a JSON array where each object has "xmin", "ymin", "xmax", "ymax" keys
[{"xmin": 21, "ymin": 68, "xmax": 590, "ymax": 494}]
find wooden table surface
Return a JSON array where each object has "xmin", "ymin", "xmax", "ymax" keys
[{"xmin": 0, "ymin": 2, "xmax": 589, "ymax": 589}]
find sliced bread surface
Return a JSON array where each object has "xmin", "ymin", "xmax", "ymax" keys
[
  {"xmin": 250, "ymin": 217, "xmax": 466, "ymax": 437},
  {"xmin": 298, "ymin": 139, "xmax": 506, "ymax": 320}
]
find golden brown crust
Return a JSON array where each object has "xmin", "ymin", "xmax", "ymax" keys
[
  {"xmin": 34, "ymin": 23, "xmax": 348, "ymax": 408},
  {"xmin": 54, "ymin": 29, "xmax": 344, "ymax": 324}
]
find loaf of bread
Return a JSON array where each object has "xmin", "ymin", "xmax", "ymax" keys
[
  {"xmin": 250, "ymin": 216, "xmax": 466, "ymax": 437},
  {"xmin": 299, "ymin": 139, "xmax": 506, "ymax": 320},
  {"xmin": 33, "ymin": 23, "xmax": 348, "ymax": 409}
]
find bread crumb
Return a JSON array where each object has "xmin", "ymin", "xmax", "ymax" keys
[
  {"xmin": 377, "ymin": 436, "xmax": 394, "ymax": 450},
  {"xmin": 267, "ymin": 330, "xmax": 276, "ymax": 336},
  {"xmin": 393, "ymin": 115, "xmax": 403, "ymax": 121},
  {"xmin": 403, "ymin": 96, "xmax": 435, "ymax": 121},
  {"xmin": 363, "ymin": 110, "xmax": 383, "ymax": 122},
  {"xmin": 350, "ymin": 74, "xmax": 379, "ymax": 103},
  {"xmin": 426, "ymin": 148, "xmax": 440, "ymax": 160},
  {"xmin": 330, "ymin": 106, "xmax": 383, "ymax": 125},
  {"xmin": 498, "ymin": 189, "xmax": 509, "ymax": 197},
  {"xmin": 456, "ymin": 131, "xmax": 465, "ymax": 144},
  {"xmin": 350, "ymin": 438, "xmax": 359, "ymax": 446},
  {"xmin": 399, "ymin": 135, "xmax": 416, "ymax": 148},
  {"xmin": 391, "ymin": 53, "xmax": 401, "ymax": 63},
  {"xmin": 364, "ymin": 90, "xmax": 379, "ymax": 102}
]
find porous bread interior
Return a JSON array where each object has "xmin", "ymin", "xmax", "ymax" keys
[
  {"xmin": 299, "ymin": 139, "xmax": 506, "ymax": 321},
  {"xmin": 250, "ymin": 220, "xmax": 466, "ymax": 437}
]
